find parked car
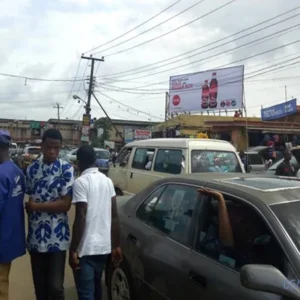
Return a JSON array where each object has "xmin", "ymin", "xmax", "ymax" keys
[
  {"xmin": 106, "ymin": 173, "xmax": 300, "ymax": 300},
  {"xmin": 67, "ymin": 147, "xmax": 110, "ymax": 174},
  {"xmin": 18, "ymin": 146, "xmax": 41, "ymax": 172},
  {"xmin": 108, "ymin": 138, "xmax": 244, "ymax": 195}
]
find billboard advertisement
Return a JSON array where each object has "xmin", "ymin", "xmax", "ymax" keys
[
  {"xmin": 261, "ymin": 98, "xmax": 297, "ymax": 121},
  {"xmin": 169, "ymin": 65, "xmax": 244, "ymax": 113},
  {"xmin": 124, "ymin": 126, "xmax": 134, "ymax": 143},
  {"xmin": 134, "ymin": 129, "xmax": 151, "ymax": 140}
]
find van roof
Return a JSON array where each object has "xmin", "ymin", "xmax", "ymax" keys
[{"xmin": 125, "ymin": 138, "xmax": 236, "ymax": 151}]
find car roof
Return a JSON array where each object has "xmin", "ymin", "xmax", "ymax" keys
[
  {"xmin": 156, "ymin": 173, "xmax": 300, "ymax": 206},
  {"xmin": 125, "ymin": 138, "xmax": 236, "ymax": 150}
]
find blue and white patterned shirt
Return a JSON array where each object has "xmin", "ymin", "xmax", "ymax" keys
[{"xmin": 26, "ymin": 159, "xmax": 74, "ymax": 253}]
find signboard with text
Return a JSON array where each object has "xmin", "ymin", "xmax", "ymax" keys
[
  {"xmin": 169, "ymin": 65, "xmax": 244, "ymax": 113},
  {"xmin": 134, "ymin": 129, "xmax": 151, "ymax": 140},
  {"xmin": 261, "ymin": 98, "xmax": 297, "ymax": 121}
]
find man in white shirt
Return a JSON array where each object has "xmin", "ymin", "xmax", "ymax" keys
[{"xmin": 69, "ymin": 145, "xmax": 122, "ymax": 300}]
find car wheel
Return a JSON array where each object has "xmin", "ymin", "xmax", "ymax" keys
[
  {"xmin": 107, "ymin": 260, "xmax": 135, "ymax": 300},
  {"xmin": 115, "ymin": 187, "xmax": 123, "ymax": 196}
]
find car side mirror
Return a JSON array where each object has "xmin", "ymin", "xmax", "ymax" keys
[{"xmin": 240, "ymin": 264, "xmax": 300, "ymax": 299}]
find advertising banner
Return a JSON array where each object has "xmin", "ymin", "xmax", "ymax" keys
[
  {"xmin": 134, "ymin": 129, "xmax": 151, "ymax": 140},
  {"xmin": 169, "ymin": 65, "xmax": 244, "ymax": 113},
  {"xmin": 261, "ymin": 98, "xmax": 297, "ymax": 121},
  {"xmin": 124, "ymin": 126, "xmax": 134, "ymax": 143}
]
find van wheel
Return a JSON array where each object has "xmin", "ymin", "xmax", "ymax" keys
[
  {"xmin": 115, "ymin": 188, "xmax": 123, "ymax": 196},
  {"xmin": 107, "ymin": 259, "xmax": 135, "ymax": 300}
]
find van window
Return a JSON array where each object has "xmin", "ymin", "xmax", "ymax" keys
[
  {"xmin": 116, "ymin": 147, "xmax": 132, "ymax": 165},
  {"xmin": 154, "ymin": 149, "xmax": 182, "ymax": 175},
  {"xmin": 132, "ymin": 148, "xmax": 155, "ymax": 170},
  {"xmin": 191, "ymin": 150, "xmax": 242, "ymax": 173}
]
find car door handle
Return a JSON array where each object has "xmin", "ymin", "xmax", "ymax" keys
[
  {"xmin": 127, "ymin": 234, "xmax": 137, "ymax": 245},
  {"xmin": 130, "ymin": 172, "xmax": 133, "ymax": 179},
  {"xmin": 189, "ymin": 271, "xmax": 207, "ymax": 288}
]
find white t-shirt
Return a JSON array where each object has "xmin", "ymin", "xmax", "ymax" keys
[{"xmin": 72, "ymin": 167, "xmax": 116, "ymax": 257}]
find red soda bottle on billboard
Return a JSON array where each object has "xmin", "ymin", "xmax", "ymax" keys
[
  {"xmin": 201, "ymin": 80, "xmax": 209, "ymax": 109},
  {"xmin": 209, "ymin": 72, "xmax": 218, "ymax": 108}
]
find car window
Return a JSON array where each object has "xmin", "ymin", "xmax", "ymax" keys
[
  {"xmin": 270, "ymin": 200, "xmax": 300, "ymax": 253},
  {"xmin": 195, "ymin": 195, "xmax": 285, "ymax": 272},
  {"xmin": 95, "ymin": 150, "xmax": 110, "ymax": 159},
  {"xmin": 28, "ymin": 148, "xmax": 41, "ymax": 155},
  {"xmin": 137, "ymin": 184, "xmax": 199, "ymax": 246},
  {"xmin": 132, "ymin": 148, "xmax": 155, "ymax": 170},
  {"xmin": 247, "ymin": 154, "xmax": 263, "ymax": 165},
  {"xmin": 116, "ymin": 147, "xmax": 132, "ymax": 165},
  {"xmin": 191, "ymin": 150, "xmax": 242, "ymax": 173},
  {"xmin": 154, "ymin": 149, "xmax": 182, "ymax": 175}
]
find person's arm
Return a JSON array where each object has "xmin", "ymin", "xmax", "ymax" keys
[
  {"xmin": 108, "ymin": 178, "xmax": 123, "ymax": 264},
  {"xmin": 70, "ymin": 179, "xmax": 88, "ymax": 252},
  {"xmin": 199, "ymin": 188, "xmax": 234, "ymax": 247},
  {"xmin": 0, "ymin": 177, "xmax": 8, "ymax": 216},
  {"xmin": 27, "ymin": 164, "xmax": 74, "ymax": 213}
]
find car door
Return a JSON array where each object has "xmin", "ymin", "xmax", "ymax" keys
[
  {"xmin": 126, "ymin": 148, "xmax": 156, "ymax": 194},
  {"xmin": 247, "ymin": 153, "xmax": 264, "ymax": 173},
  {"xmin": 126, "ymin": 183, "xmax": 203, "ymax": 300},
  {"xmin": 185, "ymin": 190, "xmax": 284, "ymax": 300}
]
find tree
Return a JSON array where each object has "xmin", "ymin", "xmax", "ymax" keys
[{"xmin": 91, "ymin": 117, "xmax": 111, "ymax": 148}]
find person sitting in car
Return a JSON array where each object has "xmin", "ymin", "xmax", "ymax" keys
[{"xmin": 198, "ymin": 189, "xmax": 280, "ymax": 270}]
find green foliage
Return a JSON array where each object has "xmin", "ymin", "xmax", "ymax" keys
[{"xmin": 92, "ymin": 117, "xmax": 112, "ymax": 148}]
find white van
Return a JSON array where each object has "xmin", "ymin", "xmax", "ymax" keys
[{"xmin": 108, "ymin": 138, "xmax": 245, "ymax": 195}]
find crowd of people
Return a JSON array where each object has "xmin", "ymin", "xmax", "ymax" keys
[{"xmin": 0, "ymin": 128, "xmax": 122, "ymax": 300}]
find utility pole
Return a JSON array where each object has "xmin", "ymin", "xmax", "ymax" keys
[
  {"xmin": 53, "ymin": 103, "xmax": 63, "ymax": 129},
  {"xmin": 81, "ymin": 55, "xmax": 105, "ymax": 116},
  {"xmin": 285, "ymin": 85, "xmax": 287, "ymax": 102}
]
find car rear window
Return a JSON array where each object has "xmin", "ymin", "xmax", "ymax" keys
[
  {"xmin": 28, "ymin": 148, "xmax": 41, "ymax": 155},
  {"xmin": 191, "ymin": 150, "xmax": 242, "ymax": 173},
  {"xmin": 247, "ymin": 154, "xmax": 263, "ymax": 165}
]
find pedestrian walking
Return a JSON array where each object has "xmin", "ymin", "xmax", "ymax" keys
[
  {"xmin": 25, "ymin": 129, "xmax": 74, "ymax": 300},
  {"xmin": 0, "ymin": 130, "xmax": 26, "ymax": 300},
  {"xmin": 70, "ymin": 145, "xmax": 122, "ymax": 300},
  {"xmin": 275, "ymin": 150, "xmax": 296, "ymax": 177},
  {"xmin": 239, "ymin": 150, "xmax": 249, "ymax": 173}
]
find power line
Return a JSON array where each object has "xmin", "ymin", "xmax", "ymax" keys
[
  {"xmin": 109, "ymin": 36, "xmax": 300, "ymax": 83},
  {"xmin": 102, "ymin": 14, "xmax": 300, "ymax": 80},
  {"xmin": 100, "ymin": 0, "xmax": 237, "ymax": 57},
  {"xmin": 99, "ymin": 5, "xmax": 300, "ymax": 78},
  {"xmin": 96, "ymin": 91, "xmax": 164, "ymax": 120},
  {"xmin": 84, "ymin": 0, "xmax": 182, "ymax": 53},
  {"xmin": 95, "ymin": 0, "xmax": 206, "ymax": 54}
]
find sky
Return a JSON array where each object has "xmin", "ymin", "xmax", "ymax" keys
[{"xmin": 1, "ymin": 0, "xmax": 300, "ymax": 123}]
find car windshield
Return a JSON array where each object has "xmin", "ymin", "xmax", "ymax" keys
[
  {"xmin": 270, "ymin": 201, "xmax": 300, "ymax": 252},
  {"xmin": 95, "ymin": 150, "xmax": 110, "ymax": 159},
  {"xmin": 28, "ymin": 148, "xmax": 41, "ymax": 155},
  {"xmin": 191, "ymin": 150, "xmax": 242, "ymax": 173}
]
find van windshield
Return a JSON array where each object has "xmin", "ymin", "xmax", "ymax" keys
[{"xmin": 191, "ymin": 150, "xmax": 242, "ymax": 173}]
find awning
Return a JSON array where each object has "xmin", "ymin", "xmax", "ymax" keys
[{"xmin": 247, "ymin": 127, "xmax": 300, "ymax": 134}]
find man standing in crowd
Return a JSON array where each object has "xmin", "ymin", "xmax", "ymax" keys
[
  {"xmin": 25, "ymin": 129, "xmax": 74, "ymax": 300},
  {"xmin": 70, "ymin": 145, "xmax": 122, "ymax": 300},
  {"xmin": 0, "ymin": 130, "xmax": 26, "ymax": 300},
  {"xmin": 239, "ymin": 151, "xmax": 249, "ymax": 173},
  {"xmin": 275, "ymin": 150, "xmax": 296, "ymax": 177}
]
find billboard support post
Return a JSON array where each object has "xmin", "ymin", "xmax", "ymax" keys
[
  {"xmin": 164, "ymin": 92, "xmax": 169, "ymax": 138},
  {"xmin": 243, "ymin": 89, "xmax": 249, "ymax": 151}
]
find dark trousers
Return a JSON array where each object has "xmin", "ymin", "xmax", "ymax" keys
[
  {"xmin": 73, "ymin": 255, "xmax": 107, "ymax": 300},
  {"xmin": 30, "ymin": 251, "xmax": 66, "ymax": 300}
]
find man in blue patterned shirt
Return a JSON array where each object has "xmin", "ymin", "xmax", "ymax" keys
[{"xmin": 25, "ymin": 129, "xmax": 74, "ymax": 300}]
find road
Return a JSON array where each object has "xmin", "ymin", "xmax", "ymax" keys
[{"xmin": 9, "ymin": 204, "xmax": 108, "ymax": 300}]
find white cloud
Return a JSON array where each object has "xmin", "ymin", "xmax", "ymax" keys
[{"xmin": 0, "ymin": 0, "xmax": 300, "ymax": 122}]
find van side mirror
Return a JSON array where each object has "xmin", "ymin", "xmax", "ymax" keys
[{"xmin": 240, "ymin": 264, "xmax": 300, "ymax": 299}]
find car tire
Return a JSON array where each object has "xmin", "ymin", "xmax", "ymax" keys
[{"xmin": 107, "ymin": 258, "xmax": 136, "ymax": 300}]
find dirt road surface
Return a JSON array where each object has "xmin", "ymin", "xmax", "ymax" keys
[{"xmin": 9, "ymin": 203, "xmax": 108, "ymax": 300}]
